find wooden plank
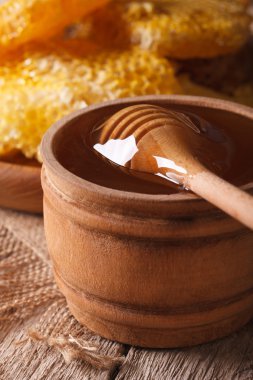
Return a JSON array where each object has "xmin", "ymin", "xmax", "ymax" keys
[{"xmin": 116, "ymin": 322, "xmax": 253, "ymax": 380}]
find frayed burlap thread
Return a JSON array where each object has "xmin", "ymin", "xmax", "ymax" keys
[
  {"xmin": 0, "ymin": 225, "xmax": 125, "ymax": 372},
  {"xmin": 26, "ymin": 299, "xmax": 125, "ymax": 370}
]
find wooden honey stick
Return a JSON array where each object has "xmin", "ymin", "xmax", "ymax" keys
[{"xmin": 94, "ymin": 104, "xmax": 253, "ymax": 230}]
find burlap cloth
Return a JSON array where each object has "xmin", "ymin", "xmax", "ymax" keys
[{"xmin": 0, "ymin": 208, "xmax": 125, "ymax": 380}]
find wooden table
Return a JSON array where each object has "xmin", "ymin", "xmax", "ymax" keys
[{"xmin": 1, "ymin": 207, "xmax": 253, "ymax": 380}]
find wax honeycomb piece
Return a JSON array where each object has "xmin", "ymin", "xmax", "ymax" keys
[
  {"xmin": 80, "ymin": 0, "xmax": 251, "ymax": 59},
  {"xmin": 0, "ymin": 0, "xmax": 108, "ymax": 52},
  {"xmin": 0, "ymin": 43, "xmax": 181, "ymax": 160}
]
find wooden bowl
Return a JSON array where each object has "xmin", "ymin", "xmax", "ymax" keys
[
  {"xmin": 0, "ymin": 154, "xmax": 42, "ymax": 213},
  {"xmin": 41, "ymin": 95, "xmax": 253, "ymax": 348}
]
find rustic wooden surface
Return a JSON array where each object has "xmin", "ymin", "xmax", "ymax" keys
[{"xmin": 1, "ymin": 207, "xmax": 253, "ymax": 380}]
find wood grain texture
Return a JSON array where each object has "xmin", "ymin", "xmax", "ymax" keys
[
  {"xmin": 116, "ymin": 321, "xmax": 253, "ymax": 380},
  {"xmin": 1, "ymin": 314, "xmax": 123, "ymax": 380},
  {"xmin": 0, "ymin": 156, "xmax": 43, "ymax": 213}
]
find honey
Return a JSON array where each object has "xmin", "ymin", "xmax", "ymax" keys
[
  {"xmin": 56, "ymin": 106, "xmax": 253, "ymax": 195},
  {"xmin": 91, "ymin": 105, "xmax": 232, "ymax": 190}
]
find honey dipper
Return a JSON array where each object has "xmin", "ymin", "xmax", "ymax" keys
[{"xmin": 93, "ymin": 104, "xmax": 253, "ymax": 230}]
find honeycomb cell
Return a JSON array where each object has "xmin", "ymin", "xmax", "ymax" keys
[
  {"xmin": 0, "ymin": 43, "xmax": 182, "ymax": 160},
  {"xmin": 0, "ymin": 0, "xmax": 109, "ymax": 52},
  {"xmin": 80, "ymin": 0, "xmax": 251, "ymax": 59}
]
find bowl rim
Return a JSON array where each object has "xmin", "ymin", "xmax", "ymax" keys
[{"xmin": 41, "ymin": 95, "xmax": 253, "ymax": 204}]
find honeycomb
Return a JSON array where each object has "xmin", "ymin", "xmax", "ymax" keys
[
  {"xmin": 0, "ymin": 42, "xmax": 182, "ymax": 159},
  {"xmin": 0, "ymin": 0, "xmax": 251, "ymax": 162},
  {"xmin": 0, "ymin": 0, "xmax": 109, "ymax": 52},
  {"xmin": 80, "ymin": 0, "xmax": 251, "ymax": 59}
]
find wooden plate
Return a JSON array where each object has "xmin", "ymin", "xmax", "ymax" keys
[{"xmin": 0, "ymin": 154, "xmax": 43, "ymax": 213}]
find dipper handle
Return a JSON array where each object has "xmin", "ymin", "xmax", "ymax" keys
[
  {"xmin": 188, "ymin": 171, "xmax": 253, "ymax": 229},
  {"xmin": 134, "ymin": 124, "xmax": 253, "ymax": 230}
]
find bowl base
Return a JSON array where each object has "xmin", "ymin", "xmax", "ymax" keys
[
  {"xmin": 54, "ymin": 268, "xmax": 253, "ymax": 348},
  {"xmin": 67, "ymin": 300, "xmax": 253, "ymax": 348}
]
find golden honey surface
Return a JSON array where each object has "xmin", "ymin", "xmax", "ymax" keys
[
  {"xmin": 91, "ymin": 105, "xmax": 232, "ymax": 190},
  {"xmin": 54, "ymin": 107, "xmax": 253, "ymax": 195}
]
